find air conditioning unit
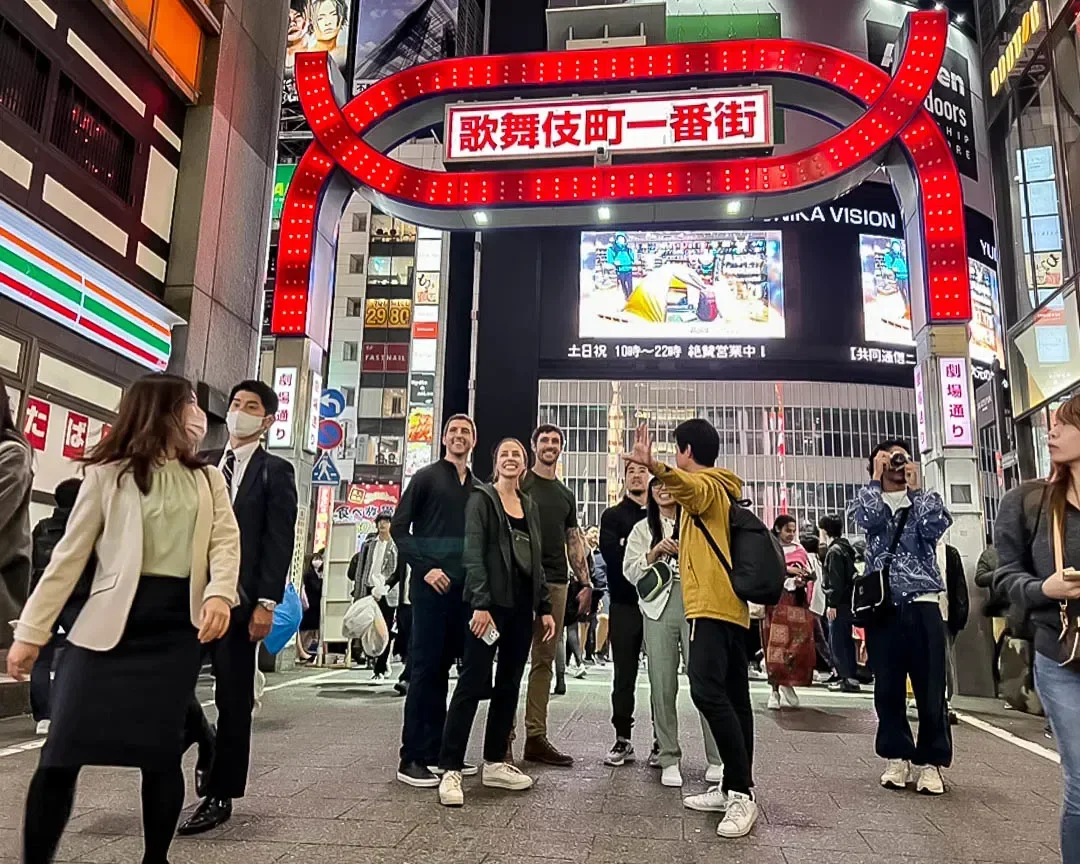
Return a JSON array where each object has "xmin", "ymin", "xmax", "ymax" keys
[{"xmin": 566, "ymin": 33, "xmax": 647, "ymax": 50}]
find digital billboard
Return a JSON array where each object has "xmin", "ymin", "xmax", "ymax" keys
[
  {"xmin": 969, "ymin": 258, "xmax": 1004, "ymax": 367},
  {"xmin": 860, "ymin": 234, "xmax": 913, "ymax": 346},
  {"xmin": 283, "ymin": 0, "xmax": 353, "ymax": 106},
  {"xmin": 579, "ymin": 230, "xmax": 784, "ymax": 340}
]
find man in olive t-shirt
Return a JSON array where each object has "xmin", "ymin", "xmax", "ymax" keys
[{"xmin": 513, "ymin": 424, "xmax": 593, "ymax": 766}]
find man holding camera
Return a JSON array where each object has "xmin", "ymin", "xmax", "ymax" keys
[{"xmin": 850, "ymin": 440, "xmax": 953, "ymax": 796}]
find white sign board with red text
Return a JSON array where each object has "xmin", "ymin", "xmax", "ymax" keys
[
  {"xmin": 445, "ymin": 87, "xmax": 773, "ymax": 162},
  {"xmin": 269, "ymin": 367, "xmax": 298, "ymax": 450},
  {"xmin": 913, "ymin": 366, "xmax": 929, "ymax": 454},
  {"xmin": 939, "ymin": 357, "xmax": 973, "ymax": 447}
]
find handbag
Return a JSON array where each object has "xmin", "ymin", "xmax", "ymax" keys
[
  {"xmin": 636, "ymin": 559, "xmax": 674, "ymax": 604},
  {"xmin": 1050, "ymin": 510, "xmax": 1080, "ymax": 667},
  {"xmin": 852, "ymin": 507, "xmax": 910, "ymax": 621},
  {"xmin": 265, "ymin": 583, "xmax": 304, "ymax": 655},
  {"xmin": 508, "ymin": 523, "xmax": 533, "ymax": 575}
]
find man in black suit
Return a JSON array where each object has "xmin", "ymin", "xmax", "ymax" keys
[{"xmin": 179, "ymin": 380, "xmax": 298, "ymax": 835}]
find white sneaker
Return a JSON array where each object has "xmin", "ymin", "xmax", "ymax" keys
[
  {"xmin": 572, "ymin": 665, "xmax": 587, "ymax": 679},
  {"xmin": 35, "ymin": 720, "xmax": 50, "ymax": 736},
  {"xmin": 661, "ymin": 764, "xmax": 683, "ymax": 787},
  {"xmin": 705, "ymin": 764, "xmax": 723, "ymax": 784},
  {"xmin": 914, "ymin": 765, "xmax": 945, "ymax": 795},
  {"xmin": 779, "ymin": 686, "xmax": 800, "ymax": 708},
  {"xmin": 683, "ymin": 785, "xmax": 729, "ymax": 813},
  {"xmin": 880, "ymin": 759, "xmax": 912, "ymax": 790},
  {"xmin": 716, "ymin": 791, "xmax": 758, "ymax": 838},
  {"xmin": 438, "ymin": 770, "xmax": 464, "ymax": 807},
  {"xmin": 482, "ymin": 761, "xmax": 534, "ymax": 791},
  {"xmin": 767, "ymin": 690, "xmax": 781, "ymax": 710}
]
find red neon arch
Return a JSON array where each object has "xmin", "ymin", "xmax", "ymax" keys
[{"xmin": 273, "ymin": 10, "xmax": 969, "ymax": 339}]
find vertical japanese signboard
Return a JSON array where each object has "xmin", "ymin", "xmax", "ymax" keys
[
  {"xmin": 914, "ymin": 366, "xmax": 929, "ymax": 453},
  {"xmin": 939, "ymin": 357, "xmax": 973, "ymax": 447},
  {"xmin": 269, "ymin": 367, "xmax": 298, "ymax": 449}
]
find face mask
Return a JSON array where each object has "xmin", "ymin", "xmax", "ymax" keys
[
  {"xmin": 226, "ymin": 410, "xmax": 266, "ymax": 440},
  {"xmin": 186, "ymin": 407, "xmax": 207, "ymax": 446}
]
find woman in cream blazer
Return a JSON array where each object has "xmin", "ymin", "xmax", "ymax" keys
[{"xmin": 7, "ymin": 374, "xmax": 240, "ymax": 864}]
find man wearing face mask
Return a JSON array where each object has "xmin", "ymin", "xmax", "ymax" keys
[{"xmin": 179, "ymin": 381, "xmax": 298, "ymax": 834}]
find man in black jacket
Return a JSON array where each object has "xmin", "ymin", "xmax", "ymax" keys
[
  {"xmin": 819, "ymin": 514, "xmax": 861, "ymax": 693},
  {"xmin": 392, "ymin": 414, "xmax": 476, "ymax": 788},
  {"xmin": 180, "ymin": 380, "xmax": 298, "ymax": 835},
  {"xmin": 28, "ymin": 478, "xmax": 81, "ymax": 734},
  {"xmin": 599, "ymin": 462, "xmax": 649, "ymax": 766}
]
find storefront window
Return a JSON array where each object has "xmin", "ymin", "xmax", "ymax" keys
[
  {"xmin": 1011, "ymin": 289, "xmax": 1080, "ymax": 413},
  {"xmin": 1011, "ymin": 63, "xmax": 1072, "ymax": 321},
  {"xmin": 0, "ymin": 332, "xmax": 21, "ymax": 376},
  {"xmin": 1052, "ymin": 23, "xmax": 1080, "ymax": 275},
  {"xmin": 1032, "ymin": 407, "xmax": 1051, "ymax": 478},
  {"xmin": 36, "ymin": 353, "xmax": 122, "ymax": 412}
]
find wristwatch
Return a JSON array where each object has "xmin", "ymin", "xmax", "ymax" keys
[{"xmin": 258, "ymin": 599, "xmax": 278, "ymax": 612}]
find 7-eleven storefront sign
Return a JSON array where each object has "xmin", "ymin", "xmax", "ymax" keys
[{"xmin": 0, "ymin": 198, "xmax": 183, "ymax": 371}]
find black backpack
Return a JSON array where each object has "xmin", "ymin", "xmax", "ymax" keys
[
  {"xmin": 31, "ymin": 512, "xmax": 93, "ymax": 632},
  {"xmin": 694, "ymin": 493, "xmax": 785, "ymax": 606}
]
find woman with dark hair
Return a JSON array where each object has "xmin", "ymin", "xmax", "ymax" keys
[
  {"xmin": 436, "ymin": 438, "xmax": 555, "ymax": 808},
  {"xmin": 624, "ymin": 478, "xmax": 722, "ymax": 791},
  {"xmin": 0, "ymin": 383, "xmax": 32, "ymax": 654},
  {"xmin": 763, "ymin": 514, "xmax": 816, "ymax": 710},
  {"xmin": 7, "ymin": 373, "xmax": 240, "ymax": 864},
  {"xmin": 995, "ymin": 394, "xmax": 1080, "ymax": 861},
  {"xmin": 297, "ymin": 549, "xmax": 325, "ymax": 663}
]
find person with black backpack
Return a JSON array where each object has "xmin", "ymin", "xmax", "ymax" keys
[
  {"xmin": 622, "ymin": 419, "xmax": 764, "ymax": 840},
  {"xmin": 28, "ymin": 479, "xmax": 82, "ymax": 735},
  {"xmin": 819, "ymin": 514, "xmax": 860, "ymax": 693},
  {"xmin": 850, "ymin": 440, "xmax": 953, "ymax": 797}
]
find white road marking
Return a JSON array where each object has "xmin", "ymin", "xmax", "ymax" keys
[{"xmin": 954, "ymin": 711, "xmax": 1061, "ymax": 764}]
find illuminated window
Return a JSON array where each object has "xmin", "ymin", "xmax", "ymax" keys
[
  {"xmin": 50, "ymin": 76, "xmax": 135, "ymax": 202},
  {"xmin": 151, "ymin": 0, "xmax": 202, "ymax": 94}
]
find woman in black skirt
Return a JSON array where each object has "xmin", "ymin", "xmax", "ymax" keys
[{"xmin": 6, "ymin": 374, "xmax": 241, "ymax": 864}]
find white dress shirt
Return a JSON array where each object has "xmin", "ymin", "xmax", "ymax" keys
[{"xmin": 220, "ymin": 441, "xmax": 260, "ymax": 504}]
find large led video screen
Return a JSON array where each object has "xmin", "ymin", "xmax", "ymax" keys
[
  {"xmin": 969, "ymin": 258, "xmax": 1004, "ymax": 367},
  {"xmin": 860, "ymin": 234, "xmax": 914, "ymax": 346},
  {"xmin": 579, "ymin": 230, "xmax": 785, "ymax": 340}
]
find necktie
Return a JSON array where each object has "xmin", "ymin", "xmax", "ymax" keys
[{"xmin": 222, "ymin": 450, "xmax": 236, "ymax": 500}]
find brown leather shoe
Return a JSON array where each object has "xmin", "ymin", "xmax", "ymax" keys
[{"xmin": 524, "ymin": 736, "xmax": 574, "ymax": 767}]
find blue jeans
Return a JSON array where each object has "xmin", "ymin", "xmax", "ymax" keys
[{"xmin": 1034, "ymin": 652, "xmax": 1080, "ymax": 863}]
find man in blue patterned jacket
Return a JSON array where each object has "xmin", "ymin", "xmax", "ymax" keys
[{"xmin": 850, "ymin": 439, "xmax": 953, "ymax": 797}]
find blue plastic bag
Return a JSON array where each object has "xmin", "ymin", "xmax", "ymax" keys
[{"xmin": 264, "ymin": 582, "xmax": 303, "ymax": 655}]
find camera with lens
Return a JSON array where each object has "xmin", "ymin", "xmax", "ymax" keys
[{"xmin": 889, "ymin": 452, "xmax": 909, "ymax": 470}]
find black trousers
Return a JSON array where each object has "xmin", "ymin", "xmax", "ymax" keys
[
  {"xmin": 400, "ymin": 582, "xmax": 466, "ymax": 765},
  {"xmin": 183, "ymin": 606, "xmax": 257, "ymax": 799},
  {"xmin": 687, "ymin": 618, "xmax": 754, "ymax": 795},
  {"xmin": 439, "ymin": 597, "xmax": 534, "ymax": 769},
  {"xmin": 865, "ymin": 601, "xmax": 953, "ymax": 767},
  {"xmin": 30, "ymin": 632, "xmax": 65, "ymax": 723},
  {"xmin": 609, "ymin": 601, "xmax": 644, "ymax": 739},
  {"xmin": 830, "ymin": 608, "xmax": 860, "ymax": 682},
  {"xmin": 373, "ymin": 599, "xmax": 395, "ymax": 676},
  {"xmin": 24, "ymin": 764, "xmax": 184, "ymax": 864}
]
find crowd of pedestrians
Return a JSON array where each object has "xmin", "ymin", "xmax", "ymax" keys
[{"xmin": 1, "ymin": 370, "xmax": 1078, "ymax": 861}]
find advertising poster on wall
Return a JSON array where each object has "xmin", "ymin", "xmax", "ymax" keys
[
  {"xmin": 866, "ymin": 20, "xmax": 976, "ymax": 180},
  {"xmin": 860, "ymin": 234, "xmax": 913, "ymax": 346},
  {"xmin": 353, "ymin": 0, "xmax": 458, "ymax": 92},
  {"xmin": 969, "ymin": 259, "xmax": 1004, "ymax": 367},
  {"xmin": 336, "ymin": 483, "xmax": 400, "ymax": 535},
  {"xmin": 580, "ymin": 230, "xmax": 784, "ymax": 340},
  {"xmin": 284, "ymin": 0, "xmax": 354, "ymax": 107}
]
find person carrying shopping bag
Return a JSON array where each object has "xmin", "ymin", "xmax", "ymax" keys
[
  {"xmin": 624, "ymin": 478, "xmax": 723, "ymax": 791},
  {"xmin": 7, "ymin": 374, "xmax": 240, "ymax": 864}
]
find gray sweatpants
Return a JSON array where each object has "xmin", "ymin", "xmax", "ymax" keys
[{"xmin": 643, "ymin": 581, "xmax": 722, "ymax": 769}]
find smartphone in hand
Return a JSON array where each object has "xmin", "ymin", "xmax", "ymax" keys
[{"xmin": 481, "ymin": 623, "xmax": 500, "ymax": 645}]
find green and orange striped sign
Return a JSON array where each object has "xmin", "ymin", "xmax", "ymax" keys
[{"xmin": 0, "ymin": 199, "xmax": 184, "ymax": 371}]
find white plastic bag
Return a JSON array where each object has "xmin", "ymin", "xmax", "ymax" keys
[{"xmin": 342, "ymin": 596, "xmax": 389, "ymax": 657}]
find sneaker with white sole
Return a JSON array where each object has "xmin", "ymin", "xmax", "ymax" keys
[
  {"xmin": 430, "ymin": 763, "xmax": 479, "ymax": 777},
  {"xmin": 35, "ymin": 720, "xmax": 50, "ymax": 736},
  {"xmin": 705, "ymin": 764, "xmax": 723, "ymax": 784},
  {"xmin": 604, "ymin": 738, "xmax": 635, "ymax": 766},
  {"xmin": 717, "ymin": 791, "xmax": 758, "ymax": 838},
  {"xmin": 779, "ymin": 686, "xmax": 800, "ymax": 708},
  {"xmin": 682, "ymin": 785, "xmax": 729, "ymax": 813},
  {"xmin": 438, "ymin": 771, "xmax": 464, "ymax": 807},
  {"xmin": 660, "ymin": 764, "xmax": 683, "ymax": 787},
  {"xmin": 767, "ymin": 690, "xmax": 781, "ymax": 710},
  {"xmin": 482, "ymin": 762, "xmax": 534, "ymax": 791},
  {"xmin": 914, "ymin": 765, "xmax": 945, "ymax": 795},
  {"xmin": 880, "ymin": 759, "xmax": 912, "ymax": 790}
]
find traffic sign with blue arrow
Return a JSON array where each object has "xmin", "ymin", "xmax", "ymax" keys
[
  {"xmin": 312, "ymin": 452, "xmax": 341, "ymax": 486},
  {"xmin": 320, "ymin": 388, "xmax": 346, "ymax": 419}
]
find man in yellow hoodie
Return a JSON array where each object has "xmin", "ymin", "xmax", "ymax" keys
[{"xmin": 623, "ymin": 419, "xmax": 757, "ymax": 839}]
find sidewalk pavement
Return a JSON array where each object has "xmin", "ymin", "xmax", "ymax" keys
[{"xmin": 0, "ymin": 666, "xmax": 1063, "ymax": 864}]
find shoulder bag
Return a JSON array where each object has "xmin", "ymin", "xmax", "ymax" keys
[
  {"xmin": 852, "ymin": 507, "xmax": 910, "ymax": 621},
  {"xmin": 1050, "ymin": 510, "xmax": 1080, "ymax": 667}
]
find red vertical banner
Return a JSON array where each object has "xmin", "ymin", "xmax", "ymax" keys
[
  {"xmin": 775, "ymin": 383, "xmax": 788, "ymax": 515},
  {"xmin": 62, "ymin": 411, "xmax": 89, "ymax": 459},
  {"xmin": 23, "ymin": 397, "xmax": 50, "ymax": 451}
]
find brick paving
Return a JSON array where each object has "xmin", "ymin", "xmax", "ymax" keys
[{"xmin": 0, "ymin": 667, "xmax": 1063, "ymax": 864}]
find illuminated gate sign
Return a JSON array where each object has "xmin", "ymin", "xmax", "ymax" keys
[
  {"xmin": 445, "ymin": 88, "xmax": 773, "ymax": 162},
  {"xmin": 989, "ymin": 0, "xmax": 1043, "ymax": 97}
]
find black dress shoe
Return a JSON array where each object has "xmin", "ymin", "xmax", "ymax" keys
[
  {"xmin": 177, "ymin": 797, "xmax": 232, "ymax": 836},
  {"xmin": 194, "ymin": 726, "xmax": 216, "ymax": 798}
]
